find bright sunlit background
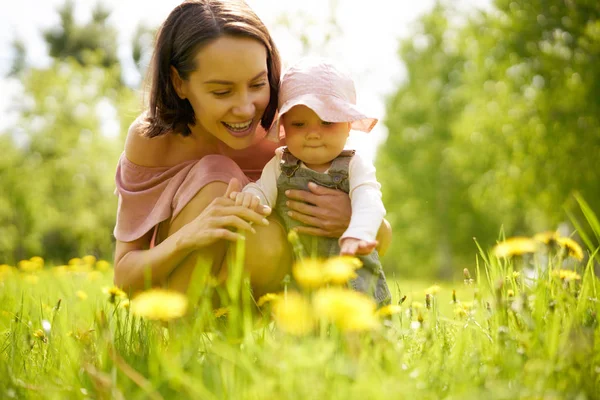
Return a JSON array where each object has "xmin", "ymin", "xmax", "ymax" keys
[
  {"xmin": 0, "ymin": 0, "xmax": 490, "ymax": 162},
  {"xmin": 1, "ymin": 0, "xmax": 598, "ymax": 280}
]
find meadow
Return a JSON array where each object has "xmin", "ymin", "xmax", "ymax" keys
[{"xmin": 1, "ymin": 203, "xmax": 599, "ymax": 400}]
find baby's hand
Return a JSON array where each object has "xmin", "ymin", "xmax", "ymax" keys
[
  {"xmin": 229, "ymin": 191, "xmax": 270, "ymax": 214},
  {"xmin": 340, "ymin": 237, "xmax": 378, "ymax": 256}
]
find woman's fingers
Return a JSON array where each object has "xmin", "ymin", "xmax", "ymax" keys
[
  {"xmin": 285, "ymin": 189, "xmax": 319, "ymax": 207},
  {"xmin": 286, "ymin": 210, "xmax": 324, "ymax": 229},
  {"xmin": 212, "ymin": 215, "xmax": 256, "ymax": 233},
  {"xmin": 285, "ymin": 200, "xmax": 322, "ymax": 218},
  {"xmin": 211, "ymin": 204, "xmax": 269, "ymax": 226},
  {"xmin": 211, "ymin": 228, "xmax": 244, "ymax": 242},
  {"xmin": 285, "ymin": 183, "xmax": 346, "ymax": 207}
]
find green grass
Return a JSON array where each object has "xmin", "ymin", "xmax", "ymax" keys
[{"xmin": 1, "ymin": 199, "xmax": 600, "ymax": 399}]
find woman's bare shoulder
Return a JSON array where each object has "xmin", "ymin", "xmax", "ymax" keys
[{"xmin": 124, "ymin": 114, "xmax": 173, "ymax": 167}]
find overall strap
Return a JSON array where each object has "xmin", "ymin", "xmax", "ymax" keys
[
  {"xmin": 279, "ymin": 147, "xmax": 301, "ymax": 177},
  {"xmin": 328, "ymin": 149, "xmax": 355, "ymax": 185}
]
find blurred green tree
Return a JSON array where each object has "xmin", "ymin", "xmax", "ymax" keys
[
  {"xmin": 43, "ymin": 0, "xmax": 119, "ymax": 70},
  {"xmin": 379, "ymin": 0, "xmax": 600, "ymax": 278},
  {"xmin": 450, "ymin": 0, "xmax": 600, "ymax": 236},
  {"xmin": 0, "ymin": 3, "xmax": 139, "ymax": 264}
]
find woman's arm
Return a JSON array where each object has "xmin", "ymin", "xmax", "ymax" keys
[
  {"xmin": 113, "ymin": 230, "xmax": 197, "ymax": 294},
  {"xmin": 285, "ymin": 182, "xmax": 391, "ymax": 255},
  {"xmin": 114, "ymin": 179, "xmax": 269, "ymax": 293}
]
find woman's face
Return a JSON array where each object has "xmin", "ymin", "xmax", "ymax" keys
[{"xmin": 173, "ymin": 35, "xmax": 270, "ymax": 149}]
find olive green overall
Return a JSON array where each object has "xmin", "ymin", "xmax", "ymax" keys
[{"xmin": 275, "ymin": 147, "xmax": 392, "ymax": 306}]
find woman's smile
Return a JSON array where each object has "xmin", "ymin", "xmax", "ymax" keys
[{"xmin": 222, "ymin": 118, "xmax": 256, "ymax": 137}]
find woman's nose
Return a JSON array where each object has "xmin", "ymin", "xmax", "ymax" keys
[{"xmin": 232, "ymin": 93, "xmax": 256, "ymax": 117}]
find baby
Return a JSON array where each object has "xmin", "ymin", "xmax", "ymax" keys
[{"xmin": 230, "ymin": 58, "xmax": 391, "ymax": 305}]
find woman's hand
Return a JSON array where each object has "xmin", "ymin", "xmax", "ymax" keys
[
  {"xmin": 178, "ymin": 179, "xmax": 271, "ymax": 249},
  {"xmin": 284, "ymin": 182, "xmax": 351, "ymax": 238}
]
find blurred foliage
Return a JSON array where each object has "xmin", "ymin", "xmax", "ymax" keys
[
  {"xmin": 379, "ymin": 0, "xmax": 600, "ymax": 278},
  {"xmin": 42, "ymin": 0, "xmax": 119, "ymax": 71},
  {"xmin": 2, "ymin": 0, "xmax": 599, "ymax": 279},
  {"xmin": 0, "ymin": 3, "xmax": 140, "ymax": 264}
]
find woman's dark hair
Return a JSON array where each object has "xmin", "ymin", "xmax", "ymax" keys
[{"xmin": 144, "ymin": 0, "xmax": 281, "ymax": 137}]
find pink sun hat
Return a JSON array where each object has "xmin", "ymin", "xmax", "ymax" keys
[{"xmin": 267, "ymin": 57, "xmax": 378, "ymax": 141}]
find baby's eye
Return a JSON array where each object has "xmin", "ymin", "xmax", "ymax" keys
[
  {"xmin": 321, "ymin": 121, "xmax": 334, "ymax": 126},
  {"xmin": 291, "ymin": 122, "xmax": 305, "ymax": 127}
]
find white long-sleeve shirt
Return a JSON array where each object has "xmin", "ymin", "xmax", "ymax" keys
[{"xmin": 243, "ymin": 147, "xmax": 385, "ymax": 243}]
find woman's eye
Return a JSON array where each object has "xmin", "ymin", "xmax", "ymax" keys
[
  {"xmin": 322, "ymin": 121, "xmax": 333, "ymax": 126},
  {"xmin": 291, "ymin": 122, "xmax": 304, "ymax": 127},
  {"xmin": 212, "ymin": 90, "xmax": 230, "ymax": 96},
  {"xmin": 252, "ymin": 82, "xmax": 267, "ymax": 89}
]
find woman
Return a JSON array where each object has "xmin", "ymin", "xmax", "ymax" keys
[{"xmin": 113, "ymin": 0, "xmax": 391, "ymax": 296}]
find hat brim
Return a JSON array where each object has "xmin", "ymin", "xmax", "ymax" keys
[{"xmin": 267, "ymin": 94, "xmax": 378, "ymax": 142}]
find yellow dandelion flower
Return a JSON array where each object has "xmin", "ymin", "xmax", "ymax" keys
[
  {"xmin": 82, "ymin": 255, "xmax": 97, "ymax": 265},
  {"xmin": 0, "ymin": 264, "xmax": 15, "ymax": 280},
  {"xmin": 24, "ymin": 274, "xmax": 39, "ymax": 285},
  {"xmin": 493, "ymin": 237, "xmax": 538, "ymax": 258},
  {"xmin": 454, "ymin": 301, "xmax": 475, "ymax": 318},
  {"xmin": 454, "ymin": 306, "xmax": 468, "ymax": 318},
  {"xmin": 552, "ymin": 269, "xmax": 581, "ymax": 282},
  {"xmin": 424, "ymin": 285, "xmax": 441, "ymax": 295},
  {"xmin": 293, "ymin": 258, "xmax": 326, "ymax": 289},
  {"xmin": 68, "ymin": 257, "xmax": 83, "ymax": 266},
  {"xmin": 213, "ymin": 307, "xmax": 229, "ymax": 318},
  {"xmin": 257, "ymin": 293, "xmax": 281, "ymax": 307},
  {"xmin": 69, "ymin": 327, "xmax": 95, "ymax": 345},
  {"xmin": 95, "ymin": 260, "xmax": 111, "ymax": 271},
  {"xmin": 376, "ymin": 304, "xmax": 403, "ymax": 317},
  {"xmin": 33, "ymin": 329, "xmax": 47, "ymax": 343},
  {"xmin": 556, "ymin": 237, "xmax": 584, "ymax": 261},
  {"xmin": 507, "ymin": 289, "xmax": 515, "ymax": 297},
  {"xmin": 323, "ymin": 256, "xmax": 362, "ymax": 285},
  {"xmin": 411, "ymin": 301, "xmax": 424, "ymax": 310},
  {"xmin": 76, "ymin": 290, "xmax": 88, "ymax": 300},
  {"xmin": 272, "ymin": 292, "xmax": 315, "ymax": 335},
  {"xmin": 29, "ymin": 256, "xmax": 44, "ymax": 267},
  {"xmin": 18, "ymin": 260, "xmax": 42, "ymax": 273},
  {"xmin": 313, "ymin": 287, "xmax": 378, "ymax": 332},
  {"xmin": 102, "ymin": 286, "xmax": 127, "ymax": 303},
  {"xmin": 130, "ymin": 289, "xmax": 188, "ymax": 321},
  {"xmin": 119, "ymin": 299, "xmax": 130, "ymax": 309},
  {"xmin": 533, "ymin": 231, "xmax": 559, "ymax": 245}
]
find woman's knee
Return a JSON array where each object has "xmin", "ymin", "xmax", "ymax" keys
[
  {"xmin": 243, "ymin": 216, "xmax": 292, "ymax": 290},
  {"xmin": 167, "ymin": 181, "xmax": 228, "ymax": 237}
]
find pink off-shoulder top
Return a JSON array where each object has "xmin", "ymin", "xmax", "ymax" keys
[{"xmin": 113, "ymin": 137, "xmax": 280, "ymax": 243}]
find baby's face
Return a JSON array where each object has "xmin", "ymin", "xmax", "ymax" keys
[{"xmin": 282, "ymin": 105, "xmax": 350, "ymax": 171}]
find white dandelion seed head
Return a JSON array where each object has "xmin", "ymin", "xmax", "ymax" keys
[{"xmin": 42, "ymin": 319, "xmax": 51, "ymax": 333}]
